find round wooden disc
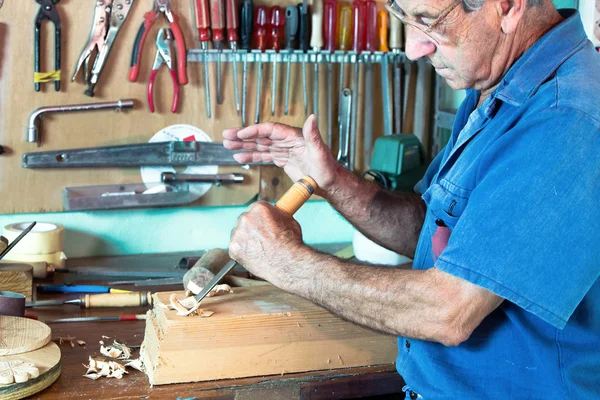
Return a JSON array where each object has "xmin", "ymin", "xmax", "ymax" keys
[
  {"xmin": 0, "ymin": 341, "xmax": 61, "ymax": 399},
  {"xmin": 0, "ymin": 317, "xmax": 51, "ymax": 356}
]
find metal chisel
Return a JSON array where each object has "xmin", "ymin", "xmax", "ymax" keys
[{"xmin": 195, "ymin": 176, "xmax": 318, "ymax": 303}]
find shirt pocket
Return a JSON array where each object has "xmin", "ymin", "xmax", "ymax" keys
[{"xmin": 422, "ymin": 178, "xmax": 471, "ymax": 231}]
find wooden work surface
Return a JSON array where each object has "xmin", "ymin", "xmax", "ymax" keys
[
  {"xmin": 0, "ymin": 0, "xmax": 432, "ymax": 214},
  {"xmin": 26, "ymin": 249, "xmax": 405, "ymax": 399}
]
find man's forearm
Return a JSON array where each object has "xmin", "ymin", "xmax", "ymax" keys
[{"xmin": 323, "ymin": 165, "xmax": 426, "ymax": 258}]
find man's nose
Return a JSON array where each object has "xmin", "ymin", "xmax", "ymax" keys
[{"xmin": 405, "ymin": 26, "xmax": 437, "ymax": 60}]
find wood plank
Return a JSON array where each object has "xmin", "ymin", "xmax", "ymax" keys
[
  {"xmin": 0, "ymin": 263, "xmax": 33, "ymax": 300},
  {"xmin": 140, "ymin": 286, "xmax": 397, "ymax": 385}
]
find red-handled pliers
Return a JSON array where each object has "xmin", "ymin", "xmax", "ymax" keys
[
  {"xmin": 148, "ymin": 29, "xmax": 180, "ymax": 113},
  {"xmin": 129, "ymin": 0, "xmax": 188, "ymax": 85}
]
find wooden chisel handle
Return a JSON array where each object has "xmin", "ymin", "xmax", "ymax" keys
[
  {"xmin": 275, "ymin": 176, "xmax": 317, "ymax": 215},
  {"xmin": 82, "ymin": 292, "xmax": 152, "ymax": 308}
]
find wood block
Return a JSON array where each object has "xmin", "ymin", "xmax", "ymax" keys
[
  {"xmin": 140, "ymin": 286, "xmax": 397, "ymax": 385},
  {"xmin": 0, "ymin": 264, "xmax": 33, "ymax": 301}
]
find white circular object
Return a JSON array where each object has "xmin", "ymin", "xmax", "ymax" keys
[
  {"xmin": 140, "ymin": 125, "xmax": 218, "ymax": 198},
  {"xmin": 2, "ymin": 223, "xmax": 65, "ymax": 255},
  {"xmin": 352, "ymin": 230, "xmax": 412, "ymax": 266}
]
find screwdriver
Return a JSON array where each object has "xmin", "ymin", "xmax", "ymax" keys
[
  {"xmin": 210, "ymin": 0, "xmax": 226, "ymax": 105},
  {"xmin": 363, "ymin": 0, "xmax": 377, "ymax": 167},
  {"xmin": 310, "ymin": 0, "xmax": 323, "ymax": 118},
  {"xmin": 194, "ymin": 0, "xmax": 212, "ymax": 118},
  {"xmin": 269, "ymin": 6, "xmax": 285, "ymax": 117},
  {"xmin": 227, "ymin": 0, "xmax": 241, "ymax": 116},
  {"xmin": 298, "ymin": 2, "xmax": 309, "ymax": 116},
  {"xmin": 349, "ymin": 0, "xmax": 365, "ymax": 171},
  {"xmin": 253, "ymin": 6, "xmax": 268, "ymax": 124},
  {"xmin": 284, "ymin": 6, "xmax": 299, "ymax": 116},
  {"xmin": 240, "ymin": 0, "xmax": 253, "ymax": 126},
  {"xmin": 337, "ymin": 4, "xmax": 352, "ymax": 103},
  {"xmin": 323, "ymin": 0, "xmax": 337, "ymax": 149},
  {"xmin": 389, "ymin": 9, "xmax": 403, "ymax": 133},
  {"xmin": 378, "ymin": 10, "xmax": 391, "ymax": 136}
]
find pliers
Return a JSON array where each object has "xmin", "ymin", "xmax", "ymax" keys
[
  {"xmin": 34, "ymin": 0, "xmax": 61, "ymax": 92},
  {"xmin": 129, "ymin": 0, "xmax": 188, "ymax": 85},
  {"xmin": 147, "ymin": 29, "xmax": 180, "ymax": 113}
]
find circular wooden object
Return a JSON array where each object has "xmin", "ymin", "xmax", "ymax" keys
[
  {"xmin": 0, "ymin": 341, "xmax": 61, "ymax": 399},
  {"xmin": 0, "ymin": 317, "xmax": 51, "ymax": 356}
]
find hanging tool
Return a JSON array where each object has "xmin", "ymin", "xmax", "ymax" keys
[
  {"xmin": 336, "ymin": 88, "xmax": 352, "ymax": 168},
  {"xmin": 22, "ymin": 141, "xmax": 272, "ymax": 168},
  {"xmin": 298, "ymin": 2, "xmax": 309, "ymax": 116},
  {"xmin": 129, "ymin": 0, "xmax": 188, "ymax": 85},
  {"xmin": 73, "ymin": 0, "xmax": 135, "ymax": 97},
  {"xmin": 323, "ymin": 0, "xmax": 337, "ymax": 149},
  {"xmin": 226, "ymin": 0, "xmax": 241, "ymax": 115},
  {"xmin": 34, "ymin": 0, "xmax": 61, "ymax": 92},
  {"xmin": 194, "ymin": 176, "xmax": 318, "ymax": 304},
  {"xmin": 240, "ymin": 0, "xmax": 253, "ymax": 126},
  {"xmin": 148, "ymin": 29, "xmax": 180, "ymax": 113},
  {"xmin": 210, "ymin": 0, "xmax": 225, "ymax": 104},
  {"xmin": 349, "ymin": 0, "xmax": 365, "ymax": 171},
  {"xmin": 253, "ymin": 6, "xmax": 267, "ymax": 124},
  {"xmin": 269, "ymin": 6, "xmax": 284, "ymax": 117},
  {"xmin": 26, "ymin": 292, "xmax": 152, "ymax": 308},
  {"xmin": 283, "ymin": 6, "xmax": 299, "ymax": 116},
  {"xmin": 378, "ymin": 11, "xmax": 391, "ymax": 136},
  {"xmin": 193, "ymin": 0, "xmax": 212, "ymax": 117},
  {"xmin": 337, "ymin": 4, "xmax": 352, "ymax": 109},
  {"xmin": 363, "ymin": 0, "xmax": 377, "ymax": 168},
  {"xmin": 161, "ymin": 171, "xmax": 244, "ymax": 184},
  {"xmin": 310, "ymin": 0, "xmax": 323, "ymax": 118},
  {"xmin": 389, "ymin": 10, "xmax": 403, "ymax": 133}
]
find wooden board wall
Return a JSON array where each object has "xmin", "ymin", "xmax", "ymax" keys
[{"xmin": 0, "ymin": 0, "xmax": 424, "ymax": 214}]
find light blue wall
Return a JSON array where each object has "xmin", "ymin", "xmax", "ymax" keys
[{"xmin": 0, "ymin": 201, "xmax": 354, "ymax": 257}]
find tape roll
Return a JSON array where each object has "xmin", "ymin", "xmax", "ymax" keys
[
  {"xmin": 1, "ymin": 251, "xmax": 66, "ymax": 270},
  {"xmin": 3, "ymin": 222, "xmax": 65, "ymax": 255},
  {"xmin": 0, "ymin": 292, "xmax": 26, "ymax": 317}
]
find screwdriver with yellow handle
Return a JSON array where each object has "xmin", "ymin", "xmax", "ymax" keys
[
  {"xmin": 26, "ymin": 291, "xmax": 153, "ymax": 308},
  {"xmin": 194, "ymin": 176, "xmax": 318, "ymax": 303},
  {"xmin": 378, "ymin": 10, "xmax": 392, "ymax": 136}
]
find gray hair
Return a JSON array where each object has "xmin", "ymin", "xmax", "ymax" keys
[{"xmin": 463, "ymin": 0, "xmax": 543, "ymax": 11}]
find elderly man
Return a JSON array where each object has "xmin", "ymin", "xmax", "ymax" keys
[{"xmin": 223, "ymin": 0, "xmax": 600, "ymax": 397}]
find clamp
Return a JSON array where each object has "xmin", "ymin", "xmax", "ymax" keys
[
  {"xmin": 147, "ymin": 29, "xmax": 180, "ymax": 113},
  {"xmin": 34, "ymin": 0, "xmax": 61, "ymax": 92},
  {"xmin": 129, "ymin": 0, "xmax": 188, "ymax": 85},
  {"xmin": 72, "ymin": 0, "xmax": 135, "ymax": 97}
]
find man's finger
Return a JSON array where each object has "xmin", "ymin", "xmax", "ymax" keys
[
  {"xmin": 233, "ymin": 152, "xmax": 274, "ymax": 164},
  {"xmin": 223, "ymin": 128, "xmax": 243, "ymax": 140},
  {"xmin": 237, "ymin": 122, "xmax": 301, "ymax": 141}
]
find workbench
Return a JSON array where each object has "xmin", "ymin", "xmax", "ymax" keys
[{"xmin": 29, "ymin": 251, "xmax": 406, "ymax": 399}]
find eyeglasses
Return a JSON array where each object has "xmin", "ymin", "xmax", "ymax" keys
[{"xmin": 384, "ymin": 0, "xmax": 462, "ymax": 42}]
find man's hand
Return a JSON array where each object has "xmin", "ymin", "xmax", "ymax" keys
[
  {"xmin": 229, "ymin": 201, "xmax": 307, "ymax": 289},
  {"xmin": 223, "ymin": 115, "xmax": 340, "ymax": 195}
]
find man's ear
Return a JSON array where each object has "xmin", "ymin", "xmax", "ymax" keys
[{"xmin": 496, "ymin": 0, "xmax": 526, "ymax": 34}]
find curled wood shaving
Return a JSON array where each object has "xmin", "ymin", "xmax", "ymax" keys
[
  {"xmin": 77, "ymin": 340, "xmax": 86, "ymax": 346},
  {"xmin": 206, "ymin": 284, "xmax": 234, "ymax": 297},
  {"xmin": 167, "ymin": 294, "xmax": 215, "ymax": 317},
  {"xmin": 82, "ymin": 357, "xmax": 129, "ymax": 380},
  {"xmin": 100, "ymin": 340, "xmax": 132, "ymax": 360},
  {"xmin": 124, "ymin": 358, "xmax": 144, "ymax": 372}
]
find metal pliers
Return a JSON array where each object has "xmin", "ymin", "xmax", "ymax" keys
[
  {"xmin": 147, "ymin": 29, "xmax": 180, "ymax": 113},
  {"xmin": 34, "ymin": 0, "xmax": 61, "ymax": 92},
  {"xmin": 72, "ymin": 0, "xmax": 135, "ymax": 97},
  {"xmin": 129, "ymin": 0, "xmax": 188, "ymax": 85}
]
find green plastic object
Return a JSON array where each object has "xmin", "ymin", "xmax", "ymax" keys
[{"xmin": 369, "ymin": 134, "xmax": 428, "ymax": 192}]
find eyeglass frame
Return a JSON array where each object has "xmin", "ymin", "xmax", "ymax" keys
[{"xmin": 384, "ymin": 0, "xmax": 463, "ymax": 37}]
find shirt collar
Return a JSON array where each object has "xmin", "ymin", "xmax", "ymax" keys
[{"xmin": 494, "ymin": 9, "xmax": 589, "ymax": 106}]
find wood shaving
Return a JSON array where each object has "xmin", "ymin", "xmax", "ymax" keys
[
  {"xmin": 77, "ymin": 340, "xmax": 86, "ymax": 346},
  {"xmin": 83, "ymin": 357, "xmax": 128, "ymax": 380},
  {"xmin": 167, "ymin": 294, "xmax": 215, "ymax": 317},
  {"xmin": 55, "ymin": 336, "xmax": 76, "ymax": 347},
  {"xmin": 124, "ymin": 358, "xmax": 144, "ymax": 372},
  {"xmin": 205, "ymin": 284, "xmax": 234, "ymax": 297},
  {"xmin": 100, "ymin": 340, "xmax": 132, "ymax": 360}
]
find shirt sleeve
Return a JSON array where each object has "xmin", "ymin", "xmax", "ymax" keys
[{"xmin": 435, "ymin": 107, "xmax": 600, "ymax": 329}]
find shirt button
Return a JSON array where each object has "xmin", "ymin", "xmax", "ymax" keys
[{"xmin": 405, "ymin": 340, "xmax": 411, "ymax": 349}]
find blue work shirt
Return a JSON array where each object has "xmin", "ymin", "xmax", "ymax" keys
[{"xmin": 401, "ymin": 10, "xmax": 600, "ymax": 398}]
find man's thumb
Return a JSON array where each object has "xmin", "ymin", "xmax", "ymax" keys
[{"xmin": 302, "ymin": 115, "xmax": 323, "ymax": 145}]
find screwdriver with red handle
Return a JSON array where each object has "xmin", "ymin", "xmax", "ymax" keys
[
  {"xmin": 363, "ymin": 0, "xmax": 378, "ymax": 167},
  {"xmin": 269, "ymin": 6, "xmax": 285, "ymax": 117},
  {"xmin": 210, "ymin": 0, "xmax": 226, "ymax": 105},
  {"xmin": 378, "ymin": 10, "xmax": 392, "ymax": 136},
  {"xmin": 226, "ymin": 0, "xmax": 241, "ymax": 116},
  {"xmin": 193, "ymin": 0, "xmax": 212, "ymax": 118},
  {"xmin": 349, "ymin": 0, "xmax": 365, "ymax": 170},
  {"xmin": 323, "ymin": 0, "xmax": 337, "ymax": 149},
  {"xmin": 240, "ymin": 0, "xmax": 253, "ymax": 126},
  {"xmin": 253, "ymin": 6, "xmax": 268, "ymax": 124}
]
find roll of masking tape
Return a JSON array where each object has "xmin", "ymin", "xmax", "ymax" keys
[
  {"xmin": 3, "ymin": 222, "xmax": 65, "ymax": 255},
  {"xmin": 1, "ymin": 251, "xmax": 66, "ymax": 270}
]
